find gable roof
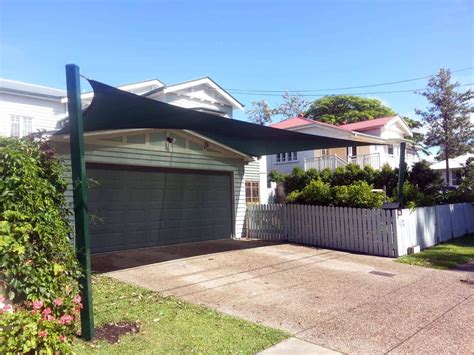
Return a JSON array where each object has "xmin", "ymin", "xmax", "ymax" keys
[
  {"xmin": 430, "ymin": 153, "xmax": 474, "ymax": 170},
  {"xmin": 145, "ymin": 76, "xmax": 244, "ymax": 110},
  {"xmin": 270, "ymin": 116, "xmax": 316, "ymax": 129},
  {"xmin": 338, "ymin": 116, "xmax": 397, "ymax": 131}
]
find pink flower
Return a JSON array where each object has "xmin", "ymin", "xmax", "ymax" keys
[
  {"xmin": 53, "ymin": 298, "xmax": 63, "ymax": 306},
  {"xmin": 0, "ymin": 296, "xmax": 5, "ymax": 302},
  {"xmin": 32, "ymin": 300, "xmax": 43, "ymax": 309},
  {"xmin": 59, "ymin": 335, "xmax": 67, "ymax": 342},
  {"xmin": 42, "ymin": 308, "xmax": 52, "ymax": 316},
  {"xmin": 3, "ymin": 304, "xmax": 13, "ymax": 313},
  {"xmin": 43, "ymin": 314, "xmax": 55, "ymax": 321},
  {"xmin": 59, "ymin": 314, "xmax": 74, "ymax": 325},
  {"xmin": 38, "ymin": 330, "xmax": 48, "ymax": 337},
  {"xmin": 73, "ymin": 295, "xmax": 81, "ymax": 304}
]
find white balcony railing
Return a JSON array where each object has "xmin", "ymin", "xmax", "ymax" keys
[
  {"xmin": 348, "ymin": 153, "xmax": 381, "ymax": 169},
  {"xmin": 304, "ymin": 155, "xmax": 347, "ymax": 171}
]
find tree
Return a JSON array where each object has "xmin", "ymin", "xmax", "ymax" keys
[
  {"xmin": 276, "ymin": 91, "xmax": 310, "ymax": 119},
  {"xmin": 246, "ymin": 92, "xmax": 310, "ymax": 125},
  {"xmin": 305, "ymin": 95, "xmax": 396, "ymax": 125},
  {"xmin": 401, "ymin": 115, "xmax": 428, "ymax": 155},
  {"xmin": 246, "ymin": 99, "xmax": 275, "ymax": 125},
  {"xmin": 415, "ymin": 68, "xmax": 474, "ymax": 186}
]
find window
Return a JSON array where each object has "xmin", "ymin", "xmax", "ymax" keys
[
  {"xmin": 245, "ymin": 181, "xmax": 260, "ymax": 204},
  {"xmin": 452, "ymin": 171, "xmax": 462, "ymax": 186},
  {"xmin": 321, "ymin": 148, "xmax": 330, "ymax": 156},
  {"xmin": 275, "ymin": 152, "xmax": 298, "ymax": 163},
  {"xmin": 10, "ymin": 116, "xmax": 33, "ymax": 137},
  {"xmin": 388, "ymin": 144, "xmax": 394, "ymax": 155}
]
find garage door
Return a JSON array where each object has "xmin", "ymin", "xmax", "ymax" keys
[{"xmin": 87, "ymin": 165, "xmax": 233, "ymax": 253}]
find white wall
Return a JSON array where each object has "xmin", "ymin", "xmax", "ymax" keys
[
  {"xmin": 0, "ymin": 93, "xmax": 66, "ymax": 136},
  {"xmin": 267, "ymin": 149, "xmax": 313, "ymax": 174}
]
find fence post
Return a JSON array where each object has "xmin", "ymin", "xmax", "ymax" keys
[{"xmin": 282, "ymin": 204, "xmax": 288, "ymax": 240}]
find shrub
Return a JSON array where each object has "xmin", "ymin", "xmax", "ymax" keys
[
  {"xmin": 319, "ymin": 168, "xmax": 332, "ymax": 184},
  {"xmin": 0, "ymin": 137, "xmax": 81, "ymax": 354},
  {"xmin": 283, "ymin": 167, "xmax": 307, "ymax": 194},
  {"xmin": 286, "ymin": 190, "xmax": 303, "ymax": 204},
  {"xmin": 268, "ymin": 170, "xmax": 286, "ymax": 184},
  {"xmin": 300, "ymin": 179, "xmax": 332, "ymax": 205},
  {"xmin": 333, "ymin": 181, "xmax": 385, "ymax": 208},
  {"xmin": 407, "ymin": 160, "xmax": 443, "ymax": 195},
  {"xmin": 373, "ymin": 163, "xmax": 398, "ymax": 196}
]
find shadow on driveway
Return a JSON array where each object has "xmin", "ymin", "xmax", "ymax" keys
[{"xmin": 92, "ymin": 239, "xmax": 283, "ymax": 273}]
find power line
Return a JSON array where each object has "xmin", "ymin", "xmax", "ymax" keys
[
  {"xmin": 225, "ymin": 83, "xmax": 473, "ymax": 97},
  {"xmin": 223, "ymin": 66, "xmax": 474, "ymax": 94}
]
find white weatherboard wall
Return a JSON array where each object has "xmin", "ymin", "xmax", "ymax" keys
[{"xmin": 0, "ymin": 93, "xmax": 66, "ymax": 136}]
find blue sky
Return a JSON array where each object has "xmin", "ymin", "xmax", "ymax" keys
[{"xmin": 1, "ymin": 0, "xmax": 473, "ymax": 122}]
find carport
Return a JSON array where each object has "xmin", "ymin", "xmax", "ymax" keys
[{"xmin": 58, "ymin": 65, "xmax": 379, "ymax": 339}]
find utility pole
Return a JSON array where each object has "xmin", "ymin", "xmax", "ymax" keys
[{"xmin": 397, "ymin": 142, "xmax": 407, "ymax": 206}]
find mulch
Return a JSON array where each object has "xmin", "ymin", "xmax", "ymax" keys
[{"xmin": 94, "ymin": 321, "xmax": 140, "ymax": 344}]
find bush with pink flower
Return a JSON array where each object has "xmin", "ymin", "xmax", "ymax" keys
[{"xmin": 0, "ymin": 138, "xmax": 82, "ymax": 353}]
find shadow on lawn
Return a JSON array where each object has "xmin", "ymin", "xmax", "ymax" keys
[{"xmin": 91, "ymin": 239, "xmax": 283, "ymax": 273}]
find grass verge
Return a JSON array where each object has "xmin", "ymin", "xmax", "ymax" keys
[
  {"xmin": 73, "ymin": 275, "xmax": 288, "ymax": 354},
  {"xmin": 397, "ymin": 234, "xmax": 474, "ymax": 269}
]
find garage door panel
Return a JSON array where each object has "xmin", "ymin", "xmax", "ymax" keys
[{"xmin": 87, "ymin": 167, "xmax": 232, "ymax": 253}]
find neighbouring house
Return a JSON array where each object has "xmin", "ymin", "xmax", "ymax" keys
[
  {"xmin": 268, "ymin": 115, "xmax": 419, "ymax": 174},
  {"xmin": 430, "ymin": 152, "xmax": 474, "ymax": 186},
  {"xmin": 0, "ymin": 78, "xmax": 67, "ymax": 137}
]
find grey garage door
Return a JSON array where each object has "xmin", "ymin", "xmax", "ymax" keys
[{"xmin": 87, "ymin": 165, "xmax": 233, "ymax": 253}]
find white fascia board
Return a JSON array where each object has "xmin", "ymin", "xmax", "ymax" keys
[
  {"xmin": 290, "ymin": 124, "xmax": 386, "ymax": 145},
  {"xmin": 386, "ymin": 116, "xmax": 413, "ymax": 137},
  {"xmin": 163, "ymin": 78, "xmax": 244, "ymax": 111}
]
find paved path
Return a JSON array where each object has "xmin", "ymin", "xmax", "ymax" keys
[{"xmin": 93, "ymin": 240, "xmax": 474, "ymax": 354}]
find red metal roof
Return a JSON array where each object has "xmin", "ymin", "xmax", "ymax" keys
[
  {"xmin": 338, "ymin": 116, "xmax": 397, "ymax": 132},
  {"xmin": 270, "ymin": 116, "xmax": 316, "ymax": 129}
]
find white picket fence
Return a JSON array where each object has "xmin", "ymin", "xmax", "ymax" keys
[{"xmin": 245, "ymin": 203, "xmax": 474, "ymax": 257}]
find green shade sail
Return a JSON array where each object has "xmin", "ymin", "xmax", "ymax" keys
[{"xmin": 57, "ymin": 79, "xmax": 376, "ymax": 157}]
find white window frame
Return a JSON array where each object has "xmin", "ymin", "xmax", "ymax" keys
[
  {"xmin": 10, "ymin": 115, "xmax": 33, "ymax": 138},
  {"xmin": 275, "ymin": 151, "xmax": 298, "ymax": 164}
]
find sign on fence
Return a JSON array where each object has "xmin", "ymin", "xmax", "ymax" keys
[{"xmin": 245, "ymin": 203, "xmax": 474, "ymax": 257}]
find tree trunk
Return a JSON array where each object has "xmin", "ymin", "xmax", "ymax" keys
[{"xmin": 445, "ymin": 144, "xmax": 450, "ymax": 187}]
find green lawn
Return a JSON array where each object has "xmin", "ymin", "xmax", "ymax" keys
[
  {"xmin": 397, "ymin": 234, "xmax": 474, "ymax": 270},
  {"xmin": 73, "ymin": 276, "xmax": 288, "ymax": 354}
]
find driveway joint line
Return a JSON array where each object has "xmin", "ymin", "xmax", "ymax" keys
[{"xmin": 385, "ymin": 293, "xmax": 474, "ymax": 354}]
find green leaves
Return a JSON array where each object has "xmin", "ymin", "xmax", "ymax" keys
[
  {"xmin": 305, "ymin": 95, "xmax": 396, "ymax": 125},
  {"xmin": 0, "ymin": 137, "xmax": 81, "ymax": 353}
]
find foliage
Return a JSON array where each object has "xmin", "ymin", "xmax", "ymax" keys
[
  {"xmin": 332, "ymin": 181, "xmax": 385, "ymax": 208},
  {"xmin": 246, "ymin": 100, "xmax": 274, "ymax": 125},
  {"xmin": 246, "ymin": 92, "xmax": 310, "ymax": 125},
  {"xmin": 73, "ymin": 276, "xmax": 288, "ymax": 354},
  {"xmin": 299, "ymin": 179, "xmax": 332, "ymax": 205},
  {"xmin": 305, "ymin": 95, "xmax": 396, "ymax": 125},
  {"xmin": 268, "ymin": 170, "xmax": 286, "ymax": 184},
  {"xmin": 415, "ymin": 68, "xmax": 474, "ymax": 185},
  {"xmin": 459, "ymin": 157, "xmax": 474, "ymax": 191},
  {"xmin": 282, "ymin": 167, "xmax": 309, "ymax": 194},
  {"xmin": 408, "ymin": 160, "xmax": 443, "ymax": 195},
  {"xmin": 275, "ymin": 92, "xmax": 310, "ymax": 119},
  {"xmin": 0, "ymin": 137, "xmax": 81, "ymax": 354},
  {"xmin": 397, "ymin": 234, "xmax": 474, "ymax": 270},
  {"xmin": 373, "ymin": 163, "xmax": 398, "ymax": 196},
  {"xmin": 271, "ymin": 159, "xmax": 473, "ymax": 208}
]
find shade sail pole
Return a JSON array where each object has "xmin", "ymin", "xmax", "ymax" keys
[{"xmin": 66, "ymin": 64, "xmax": 94, "ymax": 340}]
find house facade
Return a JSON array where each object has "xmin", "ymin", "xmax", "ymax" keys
[
  {"xmin": 430, "ymin": 152, "xmax": 473, "ymax": 186},
  {"xmin": 268, "ymin": 115, "xmax": 419, "ymax": 174},
  {"xmin": 1, "ymin": 76, "xmax": 269, "ymax": 252}
]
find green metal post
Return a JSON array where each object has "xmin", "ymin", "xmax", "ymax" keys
[
  {"xmin": 66, "ymin": 64, "xmax": 94, "ymax": 340},
  {"xmin": 397, "ymin": 142, "xmax": 407, "ymax": 206}
]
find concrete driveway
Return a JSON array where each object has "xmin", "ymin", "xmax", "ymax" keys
[{"xmin": 93, "ymin": 240, "xmax": 474, "ymax": 354}]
